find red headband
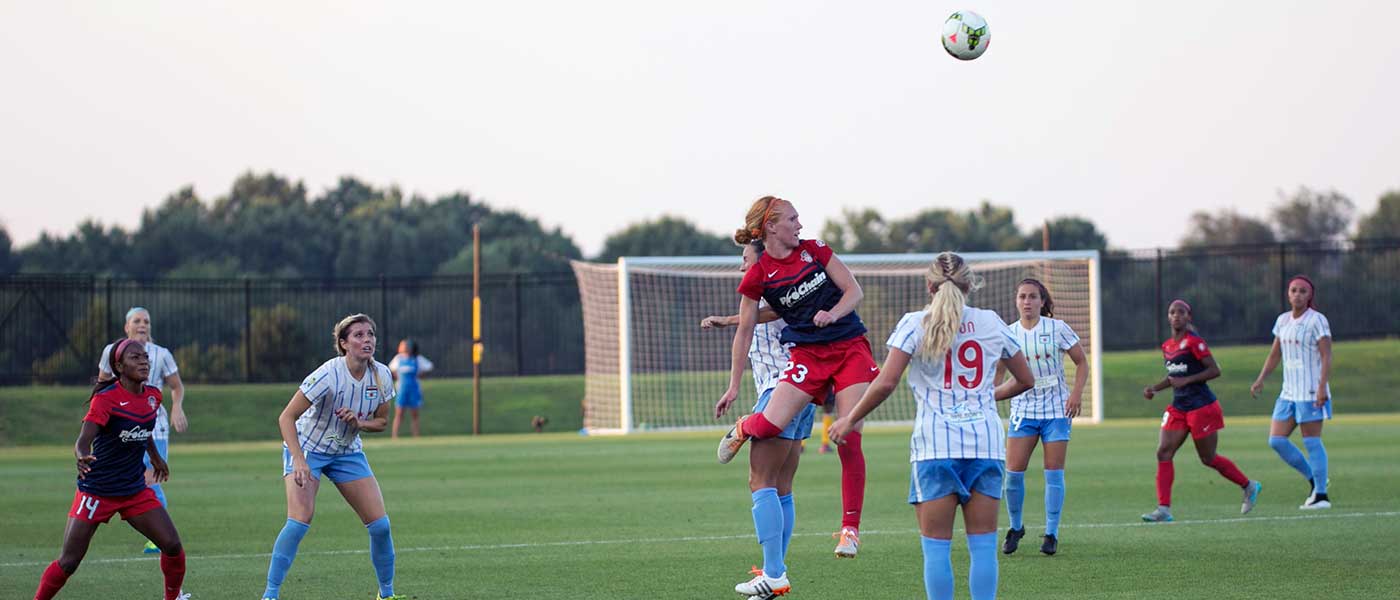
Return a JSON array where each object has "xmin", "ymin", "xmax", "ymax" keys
[
  {"xmin": 751, "ymin": 198, "xmax": 785, "ymax": 238},
  {"xmin": 1288, "ymin": 275, "xmax": 1316, "ymax": 308},
  {"xmin": 1169, "ymin": 298, "xmax": 1192, "ymax": 313}
]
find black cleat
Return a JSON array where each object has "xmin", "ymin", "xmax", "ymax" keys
[
  {"xmin": 1002, "ymin": 527, "xmax": 1026, "ymax": 554},
  {"xmin": 1040, "ymin": 534, "xmax": 1058, "ymax": 556}
]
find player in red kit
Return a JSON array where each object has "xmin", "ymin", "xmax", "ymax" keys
[
  {"xmin": 1140, "ymin": 300, "xmax": 1262, "ymax": 523},
  {"xmin": 715, "ymin": 196, "xmax": 877, "ymax": 596},
  {"xmin": 33, "ymin": 339, "xmax": 189, "ymax": 600}
]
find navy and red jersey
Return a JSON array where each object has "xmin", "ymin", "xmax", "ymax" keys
[
  {"xmin": 78, "ymin": 383, "xmax": 162, "ymax": 496},
  {"xmin": 737, "ymin": 239, "xmax": 866, "ymax": 345},
  {"xmin": 1161, "ymin": 332, "xmax": 1217, "ymax": 411}
]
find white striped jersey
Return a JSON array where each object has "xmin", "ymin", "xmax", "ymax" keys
[
  {"xmin": 99, "ymin": 340, "xmax": 179, "ymax": 440},
  {"xmin": 1272, "ymin": 309, "xmax": 1332, "ymax": 402},
  {"xmin": 748, "ymin": 300, "xmax": 789, "ymax": 396},
  {"xmin": 293, "ymin": 357, "xmax": 396, "ymax": 455},
  {"xmin": 1005, "ymin": 317, "xmax": 1081, "ymax": 419},
  {"xmin": 888, "ymin": 306, "xmax": 1021, "ymax": 462}
]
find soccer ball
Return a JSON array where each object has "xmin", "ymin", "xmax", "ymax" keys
[{"xmin": 941, "ymin": 11, "xmax": 990, "ymax": 60}]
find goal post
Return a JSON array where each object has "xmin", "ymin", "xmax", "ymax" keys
[{"xmin": 572, "ymin": 250, "xmax": 1103, "ymax": 434}]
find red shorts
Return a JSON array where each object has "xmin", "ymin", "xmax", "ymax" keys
[
  {"xmin": 780, "ymin": 336, "xmax": 879, "ymax": 400},
  {"xmin": 1162, "ymin": 401, "xmax": 1226, "ymax": 440},
  {"xmin": 69, "ymin": 487, "xmax": 162, "ymax": 524}
]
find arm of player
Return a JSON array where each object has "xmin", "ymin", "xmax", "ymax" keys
[
  {"xmin": 830, "ymin": 347, "xmax": 911, "ymax": 444},
  {"xmin": 1144, "ymin": 377, "xmax": 1171, "ymax": 399},
  {"xmin": 340, "ymin": 401, "xmax": 389, "ymax": 433},
  {"xmin": 1315, "ymin": 336, "xmax": 1333, "ymax": 408},
  {"xmin": 715, "ymin": 295, "xmax": 760, "ymax": 419},
  {"xmin": 74, "ymin": 421, "xmax": 99, "ymax": 479},
  {"xmin": 146, "ymin": 438, "xmax": 169, "ymax": 483},
  {"xmin": 701, "ymin": 306, "xmax": 781, "ymax": 329},
  {"xmin": 813, "ymin": 255, "xmax": 863, "ymax": 327},
  {"xmin": 1065, "ymin": 343, "xmax": 1089, "ymax": 417},
  {"xmin": 995, "ymin": 351, "xmax": 1035, "ymax": 401},
  {"xmin": 279, "ymin": 390, "xmax": 314, "ymax": 487},
  {"xmin": 1170, "ymin": 355, "xmax": 1221, "ymax": 388},
  {"xmin": 1250, "ymin": 337, "xmax": 1282, "ymax": 398},
  {"xmin": 166, "ymin": 372, "xmax": 188, "ymax": 432}
]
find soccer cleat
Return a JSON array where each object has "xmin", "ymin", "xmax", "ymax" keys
[
  {"xmin": 376, "ymin": 595, "xmax": 407, "ymax": 600},
  {"xmin": 1141, "ymin": 506, "xmax": 1174, "ymax": 522},
  {"xmin": 1300, "ymin": 492, "xmax": 1331, "ymax": 510},
  {"xmin": 717, "ymin": 415, "xmax": 751, "ymax": 464},
  {"xmin": 736, "ymin": 566, "xmax": 790, "ymax": 597},
  {"xmin": 1040, "ymin": 534, "xmax": 1058, "ymax": 556},
  {"xmin": 1241, "ymin": 480, "xmax": 1262, "ymax": 514},
  {"xmin": 143, "ymin": 540, "xmax": 160, "ymax": 554},
  {"xmin": 172, "ymin": 593, "xmax": 190, "ymax": 600},
  {"xmin": 833, "ymin": 526, "xmax": 860, "ymax": 558},
  {"xmin": 1002, "ymin": 526, "xmax": 1025, "ymax": 554},
  {"xmin": 818, "ymin": 443, "xmax": 833, "ymax": 454}
]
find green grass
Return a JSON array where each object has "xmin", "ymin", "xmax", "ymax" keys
[
  {"xmin": 2, "ymin": 339, "xmax": 1396, "ymax": 446},
  {"xmin": 1, "ymin": 415, "xmax": 1397, "ymax": 599}
]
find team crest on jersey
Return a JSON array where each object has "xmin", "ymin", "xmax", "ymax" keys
[
  {"xmin": 813, "ymin": 239, "xmax": 826, "ymax": 247},
  {"xmin": 1038, "ymin": 334, "xmax": 1052, "ymax": 345},
  {"xmin": 800, "ymin": 250, "xmax": 812, "ymax": 263},
  {"xmin": 147, "ymin": 395, "xmax": 158, "ymax": 410},
  {"xmin": 364, "ymin": 386, "xmax": 379, "ymax": 402},
  {"xmin": 303, "ymin": 375, "xmax": 318, "ymax": 388}
]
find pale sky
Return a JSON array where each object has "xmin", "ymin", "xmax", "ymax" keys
[{"xmin": 2, "ymin": 1, "xmax": 1397, "ymax": 256}]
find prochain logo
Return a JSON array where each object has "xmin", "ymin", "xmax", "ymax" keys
[
  {"xmin": 779, "ymin": 271, "xmax": 828, "ymax": 308},
  {"xmin": 118, "ymin": 426, "xmax": 153, "ymax": 443},
  {"xmin": 1165, "ymin": 362, "xmax": 1189, "ymax": 375}
]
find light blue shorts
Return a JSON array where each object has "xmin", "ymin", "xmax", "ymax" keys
[
  {"xmin": 282, "ymin": 448, "xmax": 375, "ymax": 484},
  {"xmin": 753, "ymin": 388, "xmax": 817, "ymax": 441},
  {"xmin": 1008, "ymin": 416, "xmax": 1072, "ymax": 443},
  {"xmin": 1272, "ymin": 397, "xmax": 1332, "ymax": 424},
  {"xmin": 909, "ymin": 458, "xmax": 1005, "ymax": 505},
  {"xmin": 397, "ymin": 386, "xmax": 423, "ymax": 409}
]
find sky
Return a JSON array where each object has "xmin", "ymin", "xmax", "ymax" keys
[{"xmin": 2, "ymin": 1, "xmax": 1397, "ymax": 256}]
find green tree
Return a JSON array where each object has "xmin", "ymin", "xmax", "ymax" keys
[
  {"xmin": 595, "ymin": 216, "xmax": 733, "ymax": 262},
  {"xmin": 820, "ymin": 208, "xmax": 892, "ymax": 253},
  {"xmin": 1180, "ymin": 210, "xmax": 1276, "ymax": 247},
  {"xmin": 0, "ymin": 225, "xmax": 16, "ymax": 275},
  {"xmin": 1027, "ymin": 216, "xmax": 1110, "ymax": 251},
  {"xmin": 18, "ymin": 220, "xmax": 131, "ymax": 275},
  {"xmin": 1271, "ymin": 186, "xmax": 1355, "ymax": 242},
  {"xmin": 1356, "ymin": 190, "xmax": 1400, "ymax": 240}
]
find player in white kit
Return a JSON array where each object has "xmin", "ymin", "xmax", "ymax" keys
[
  {"xmin": 831, "ymin": 253, "xmax": 1034, "ymax": 600},
  {"xmin": 261, "ymin": 314, "xmax": 404, "ymax": 600},
  {"xmin": 97, "ymin": 307, "xmax": 187, "ymax": 554},
  {"xmin": 998, "ymin": 279, "xmax": 1087, "ymax": 557},
  {"xmin": 1251, "ymin": 275, "xmax": 1334, "ymax": 509},
  {"xmin": 702, "ymin": 241, "xmax": 813, "ymax": 599}
]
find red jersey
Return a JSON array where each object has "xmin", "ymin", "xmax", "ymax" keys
[
  {"xmin": 1161, "ymin": 332, "xmax": 1217, "ymax": 411},
  {"xmin": 737, "ymin": 239, "xmax": 866, "ymax": 345},
  {"xmin": 80, "ymin": 383, "xmax": 162, "ymax": 496}
]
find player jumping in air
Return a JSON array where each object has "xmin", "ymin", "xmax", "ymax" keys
[
  {"xmin": 831, "ymin": 252, "xmax": 1035, "ymax": 600},
  {"xmin": 1141, "ymin": 300, "xmax": 1262, "ymax": 522}
]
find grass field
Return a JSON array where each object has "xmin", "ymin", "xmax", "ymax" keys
[
  {"xmin": 2, "ymin": 340, "xmax": 1396, "ymax": 446},
  {"xmin": 2, "ymin": 415, "xmax": 1398, "ymax": 599}
]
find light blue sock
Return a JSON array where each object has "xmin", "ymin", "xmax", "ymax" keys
[
  {"xmin": 1269, "ymin": 436, "xmax": 1313, "ymax": 481},
  {"xmin": 921, "ymin": 536, "xmax": 953, "ymax": 600},
  {"xmin": 366, "ymin": 516, "xmax": 396, "ymax": 598},
  {"xmin": 1303, "ymin": 437, "xmax": 1328, "ymax": 494},
  {"xmin": 778, "ymin": 493, "xmax": 795, "ymax": 557},
  {"xmin": 751, "ymin": 488, "xmax": 785, "ymax": 578},
  {"xmin": 1044, "ymin": 469, "xmax": 1065, "ymax": 537},
  {"xmin": 264, "ymin": 518, "xmax": 310, "ymax": 599},
  {"xmin": 966, "ymin": 532, "xmax": 999, "ymax": 600},
  {"xmin": 1005, "ymin": 470, "xmax": 1025, "ymax": 530}
]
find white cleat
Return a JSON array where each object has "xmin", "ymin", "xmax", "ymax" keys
[
  {"xmin": 735, "ymin": 567, "xmax": 790, "ymax": 597},
  {"xmin": 833, "ymin": 526, "xmax": 860, "ymax": 558},
  {"xmin": 717, "ymin": 415, "xmax": 751, "ymax": 464},
  {"xmin": 1241, "ymin": 480, "xmax": 1262, "ymax": 515},
  {"xmin": 1299, "ymin": 492, "xmax": 1331, "ymax": 510}
]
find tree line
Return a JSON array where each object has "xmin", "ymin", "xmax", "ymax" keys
[{"xmin": 2, "ymin": 172, "xmax": 1398, "ymax": 277}]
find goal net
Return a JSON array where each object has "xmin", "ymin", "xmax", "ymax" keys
[{"xmin": 571, "ymin": 250, "xmax": 1102, "ymax": 434}]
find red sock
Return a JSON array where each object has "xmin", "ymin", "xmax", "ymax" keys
[
  {"xmin": 740, "ymin": 413, "xmax": 784, "ymax": 440},
  {"xmin": 1208, "ymin": 455, "xmax": 1250, "ymax": 487},
  {"xmin": 160, "ymin": 550, "xmax": 186, "ymax": 600},
  {"xmin": 837, "ymin": 431, "xmax": 866, "ymax": 529},
  {"xmin": 34, "ymin": 560, "xmax": 71, "ymax": 600},
  {"xmin": 1155, "ymin": 461, "xmax": 1174, "ymax": 507}
]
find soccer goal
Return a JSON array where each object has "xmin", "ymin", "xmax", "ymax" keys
[{"xmin": 571, "ymin": 250, "xmax": 1102, "ymax": 434}]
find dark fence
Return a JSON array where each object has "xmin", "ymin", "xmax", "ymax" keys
[
  {"xmin": 3, "ymin": 240, "xmax": 1397, "ymax": 384},
  {"xmin": 0, "ymin": 273, "xmax": 582, "ymax": 385}
]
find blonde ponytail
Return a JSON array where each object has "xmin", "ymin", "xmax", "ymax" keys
[{"xmin": 918, "ymin": 252, "xmax": 981, "ymax": 360}]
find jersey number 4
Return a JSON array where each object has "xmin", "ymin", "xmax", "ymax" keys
[{"xmin": 942, "ymin": 340, "xmax": 985, "ymax": 390}]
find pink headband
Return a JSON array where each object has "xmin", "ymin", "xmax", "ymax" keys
[
  {"xmin": 1288, "ymin": 275, "xmax": 1316, "ymax": 308},
  {"xmin": 114, "ymin": 338, "xmax": 137, "ymax": 363},
  {"xmin": 1169, "ymin": 299, "xmax": 1192, "ymax": 313}
]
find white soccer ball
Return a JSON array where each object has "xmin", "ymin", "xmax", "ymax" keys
[{"xmin": 941, "ymin": 11, "xmax": 990, "ymax": 60}]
